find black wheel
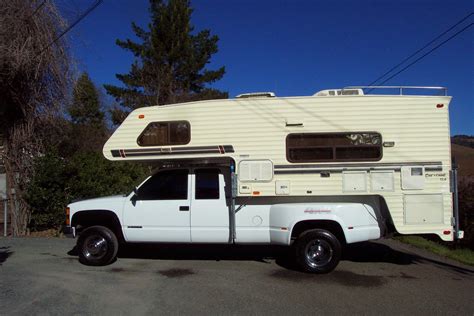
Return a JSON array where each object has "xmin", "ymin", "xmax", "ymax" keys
[
  {"xmin": 77, "ymin": 226, "xmax": 119, "ymax": 266},
  {"xmin": 294, "ymin": 229, "xmax": 341, "ymax": 273}
]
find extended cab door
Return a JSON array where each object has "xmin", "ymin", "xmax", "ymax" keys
[
  {"xmin": 123, "ymin": 169, "xmax": 191, "ymax": 242},
  {"xmin": 190, "ymin": 168, "xmax": 230, "ymax": 243}
]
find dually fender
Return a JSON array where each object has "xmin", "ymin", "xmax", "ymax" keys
[{"xmin": 269, "ymin": 203, "xmax": 381, "ymax": 245}]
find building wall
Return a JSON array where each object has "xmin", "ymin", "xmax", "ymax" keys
[
  {"xmin": 0, "ymin": 173, "xmax": 5, "ymax": 199},
  {"xmin": 0, "ymin": 132, "xmax": 4, "ymax": 199}
]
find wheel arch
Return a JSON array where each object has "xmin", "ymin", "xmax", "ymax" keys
[
  {"xmin": 291, "ymin": 220, "xmax": 347, "ymax": 245},
  {"xmin": 71, "ymin": 210, "xmax": 125, "ymax": 242}
]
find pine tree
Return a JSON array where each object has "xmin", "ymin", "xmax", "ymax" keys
[
  {"xmin": 104, "ymin": 0, "xmax": 227, "ymax": 124},
  {"xmin": 67, "ymin": 72, "xmax": 107, "ymax": 153},
  {"xmin": 69, "ymin": 73, "xmax": 104, "ymax": 127}
]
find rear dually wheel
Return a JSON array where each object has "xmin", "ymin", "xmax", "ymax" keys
[{"xmin": 294, "ymin": 229, "xmax": 342, "ymax": 273}]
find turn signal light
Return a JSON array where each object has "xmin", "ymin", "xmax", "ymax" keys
[{"xmin": 65, "ymin": 207, "xmax": 70, "ymax": 225}]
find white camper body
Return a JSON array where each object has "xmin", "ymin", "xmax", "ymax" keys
[{"xmin": 103, "ymin": 86, "xmax": 457, "ymax": 242}]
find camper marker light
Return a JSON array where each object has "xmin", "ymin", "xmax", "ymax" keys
[
  {"xmin": 138, "ymin": 114, "xmax": 145, "ymax": 119},
  {"xmin": 443, "ymin": 230, "xmax": 451, "ymax": 235},
  {"xmin": 383, "ymin": 141, "xmax": 395, "ymax": 147},
  {"xmin": 252, "ymin": 191, "xmax": 261, "ymax": 196},
  {"xmin": 436, "ymin": 104, "xmax": 444, "ymax": 108}
]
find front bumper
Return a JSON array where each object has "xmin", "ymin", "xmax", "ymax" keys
[{"xmin": 62, "ymin": 225, "xmax": 76, "ymax": 238}]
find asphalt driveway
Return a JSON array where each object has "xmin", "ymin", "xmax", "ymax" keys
[{"xmin": 0, "ymin": 237, "xmax": 473, "ymax": 315}]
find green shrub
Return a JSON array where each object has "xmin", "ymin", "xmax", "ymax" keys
[
  {"xmin": 66, "ymin": 151, "xmax": 148, "ymax": 201},
  {"xmin": 26, "ymin": 152, "xmax": 71, "ymax": 230},
  {"xmin": 26, "ymin": 150, "xmax": 148, "ymax": 231}
]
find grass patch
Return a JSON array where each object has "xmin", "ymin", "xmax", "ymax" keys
[{"xmin": 395, "ymin": 236, "xmax": 474, "ymax": 266}]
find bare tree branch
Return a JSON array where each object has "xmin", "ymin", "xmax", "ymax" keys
[{"xmin": 0, "ymin": 0, "xmax": 72, "ymax": 235}]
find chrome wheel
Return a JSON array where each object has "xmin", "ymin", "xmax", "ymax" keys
[
  {"xmin": 83, "ymin": 235, "xmax": 108, "ymax": 259},
  {"xmin": 304, "ymin": 239, "xmax": 333, "ymax": 268}
]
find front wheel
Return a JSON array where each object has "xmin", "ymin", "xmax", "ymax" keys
[
  {"xmin": 294, "ymin": 229, "xmax": 341, "ymax": 273},
  {"xmin": 77, "ymin": 226, "xmax": 119, "ymax": 266}
]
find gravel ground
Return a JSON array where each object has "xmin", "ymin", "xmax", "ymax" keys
[{"xmin": 0, "ymin": 237, "xmax": 473, "ymax": 315}]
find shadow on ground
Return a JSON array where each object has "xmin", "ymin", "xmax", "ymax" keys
[
  {"xmin": 68, "ymin": 241, "xmax": 474, "ymax": 275},
  {"xmin": 0, "ymin": 246, "xmax": 13, "ymax": 265},
  {"xmin": 343, "ymin": 242, "xmax": 473, "ymax": 275}
]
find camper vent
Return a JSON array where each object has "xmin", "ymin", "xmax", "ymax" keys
[
  {"xmin": 313, "ymin": 89, "xmax": 364, "ymax": 96},
  {"xmin": 238, "ymin": 160, "xmax": 273, "ymax": 182},
  {"xmin": 236, "ymin": 92, "xmax": 276, "ymax": 98}
]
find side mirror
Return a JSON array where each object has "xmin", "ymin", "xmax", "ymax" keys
[{"xmin": 131, "ymin": 187, "xmax": 139, "ymax": 206}]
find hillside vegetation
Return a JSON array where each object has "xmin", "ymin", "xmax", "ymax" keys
[
  {"xmin": 452, "ymin": 135, "xmax": 474, "ymax": 149},
  {"xmin": 451, "ymin": 143, "xmax": 474, "ymax": 177},
  {"xmin": 450, "ymin": 139, "xmax": 474, "ymax": 250}
]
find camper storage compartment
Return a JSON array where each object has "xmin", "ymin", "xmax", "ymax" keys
[{"xmin": 403, "ymin": 194, "xmax": 443, "ymax": 224}]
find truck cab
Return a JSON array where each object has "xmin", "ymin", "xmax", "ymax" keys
[{"xmin": 124, "ymin": 167, "xmax": 230, "ymax": 243}]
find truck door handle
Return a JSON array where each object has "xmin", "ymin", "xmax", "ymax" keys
[{"xmin": 179, "ymin": 206, "xmax": 189, "ymax": 211}]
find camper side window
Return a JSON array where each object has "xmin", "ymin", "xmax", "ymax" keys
[
  {"xmin": 286, "ymin": 132, "xmax": 382, "ymax": 162},
  {"xmin": 137, "ymin": 121, "xmax": 190, "ymax": 146}
]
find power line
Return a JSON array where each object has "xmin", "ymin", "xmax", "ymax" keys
[
  {"xmin": 37, "ymin": 0, "xmax": 103, "ymax": 56},
  {"xmin": 375, "ymin": 22, "xmax": 473, "ymax": 86},
  {"xmin": 368, "ymin": 12, "xmax": 473, "ymax": 87},
  {"xmin": 27, "ymin": 0, "xmax": 48, "ymax": 20}
]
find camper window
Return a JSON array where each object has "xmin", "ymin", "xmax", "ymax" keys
[
  {"xmin": 137, "ymin": 121, "xmax": 190, "ymax": 146},
  {"xmin": 286, "ymin": 132, "xmax": 382, "ymax": 162}
]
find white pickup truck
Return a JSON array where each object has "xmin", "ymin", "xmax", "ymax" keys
[{"xmin": 64, "ymin": 166, "xmax": 383, "ymax": 273}]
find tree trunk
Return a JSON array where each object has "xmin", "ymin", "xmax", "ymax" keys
[{"xmin": 3, "ymin": 122, "xmax": 39, "ymax": 236}]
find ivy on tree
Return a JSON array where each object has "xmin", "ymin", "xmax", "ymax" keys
[{"xmin": 104, "ymin": 0, "xmax": 228, "ymax": 124}]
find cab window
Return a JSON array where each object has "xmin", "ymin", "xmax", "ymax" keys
[
  {"xmin": 137, "ymin": 169, "xmax": 188, "ymax": 200},
  {"xmin": 195, "ymin": 169, "xmax": 220, "ymax": 200}
]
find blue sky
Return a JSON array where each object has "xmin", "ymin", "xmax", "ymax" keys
[{"xmin": 61, "ymin": 0, "xmax": 473, "ymax": 135}]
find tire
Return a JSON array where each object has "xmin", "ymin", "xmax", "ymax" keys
[
  {"xmin": 294, "ymin": 229, "xmax": 341, "ymax": 274},
  {"xmin": 77, "ymin": 226, "xmax": 119, "ymax": 266}
]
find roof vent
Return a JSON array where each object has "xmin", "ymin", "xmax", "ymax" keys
[
  {"xmin": 313, "ymin": 89, "xmax": 364, "ymax": 96},
  {"xmin": 236, "ymin": 92, "xmax": 276, "ymax": 98}
]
